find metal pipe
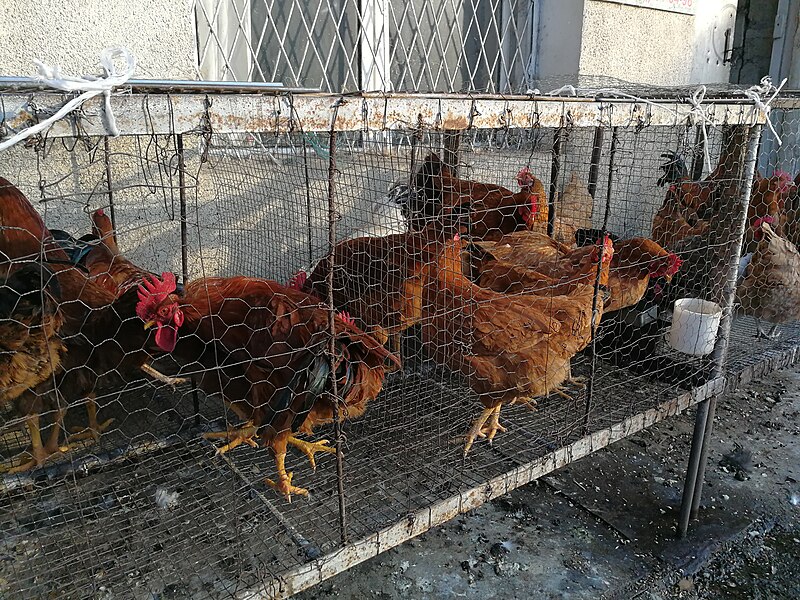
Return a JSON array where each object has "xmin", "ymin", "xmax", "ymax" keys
[
  {"xmin": 326, "ymin": 100, "xmax": 348, "ymax": 545},
  {"xmin": 586, "ymin": 127, "xmax": 604, "ymax": 199},
  {"xmin": 547, "ymin": 128, "xmax": 563, "ymax": 237},
  {"xmin": 677, "ymin": 124, "xmax": 762, "ymax": 538},
  {"xmin": 176, "ymin": 134, "xmax": 201, "ymax": 426},
  {"xmin": 0, "ymin": 77, "xmax": 318, "ymax": 94}
]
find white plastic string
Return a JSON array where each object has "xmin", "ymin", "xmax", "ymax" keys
[
  {"xmin": 0, "ymin": 47, "xmax": 136, "ymax": 152},
  {"xmin": 687, "ymin": 85, "xmax": 712, "ymax": 172},
  {"xmin": 742, "ymin": 75, "xmax": 788, "ymax": 146}
]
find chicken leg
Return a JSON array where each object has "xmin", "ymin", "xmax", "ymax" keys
[
  {"xmin": 463, "ymin": 404, "xmax": 505, "ymax": 456},
  {"xmin": 264, "ymin": 433, "xmax": 309, "ymax": 501},
  {"xmin": 4, "ymin": 409, "xmax": 71, "ymax": 473},
  {"xmin": 288, "ymin": 435, "xmax": 336, "ymax": 470},
  {"xmin": 68, "ymin": 394, "xmax": 115, "ymax": 443}
]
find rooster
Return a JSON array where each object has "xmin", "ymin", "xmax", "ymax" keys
[
  {"xmin": 401, "ymin": 153, "xmax": 547, "ymax": 239},
  {"xmin": 422, "ymin": 234, "xmax": 608, "ymax": 454},
  {"xmin": 0, "ymin": 262, "xmax": 68, "ymax": 472},
  {"xmin": 736, "ymin": 218, "xmax": 800, "ymax": 339},
  {"xmin": 134, "ymin": 273, "xmax": 399, "ymax": 500}
]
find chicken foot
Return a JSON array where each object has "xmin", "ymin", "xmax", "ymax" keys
[
  {"xmin": 755, "ymin": 319, "xmax": 781, "ymax": 340},
  {"xmin": 202, "ymin": 421, "xmax": 259, "ymax": 455},
  {"xmin": 288, "ymin": 435, "xmax": 336, "ymax": 470},
  {"xmin": 463, "ymin": 405, "xmax": 505, "ymax": 456},
  {"xmin": 68, "ymin": 394, "xmax": 115, "ymax": 443},
  {"xmin": 4, "ymin": 409, "xmax": 72, "ymax": 474},
  {"xmin": 264, "ymin": 435, "xmax": 309, "ymax": 502}
]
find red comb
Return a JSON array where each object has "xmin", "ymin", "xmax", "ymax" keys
[
  {"xmin": 136, "ymin": 272, "xmax": 177, "ymax": 321},
  {"xmin": 754, "ymin": 215, "xmax": 775, "ymax": 229},
  {"xmin": 287, "ymin": 270, "xmax": 307, "ymax": 290},
  {"xmin": 95, "ymin": 208, "xmax": 105, "ymax": 217}
]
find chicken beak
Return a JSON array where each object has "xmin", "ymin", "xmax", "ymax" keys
[{"xmin": 143, "ymin": 320, "xmax": 156, "ymax": 330}]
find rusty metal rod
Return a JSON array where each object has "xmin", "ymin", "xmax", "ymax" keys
[
  {"xmin": 102, "ymin": 137, "xmax": 118, "ymax": 244},
  {"xmin": 547, "ymin": 128, "xmax": 563, "ymax": 237},
  {"xmin": 584, "ymin": 127, "xmax": 617, "ymax": 434},
  {"xmin": 176, "ymin": 134, "xmax": 201, "ymax": 426},
  {"xmin": 326, "ymin": 99, "xmax": 348, "ymax": 545},
  {"xmin": 678, "ymin": 124, "xmax": 762, "ymax": 538}
]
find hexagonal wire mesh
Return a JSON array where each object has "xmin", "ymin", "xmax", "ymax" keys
[{"xmin": 0, "ymin": 89, "xmax": 799, "ymax": 599}]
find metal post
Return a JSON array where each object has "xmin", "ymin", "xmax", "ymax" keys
[
  {"xmin": 103, "ymin": 137, "xmax": 118, "ymax": 245},
  {"xmin": 443, "ymin": 131, "xmax": 461, "ymax": 177},
  {"xmin": 690, "ymin": 125, "xmax": 705, "ymax": 181},
  {"xmin": 176, "ymin": 134, "xmax": 201, "ymax": 425},
  {"xmin": 586, "ymin": 127, "xmax": 605, "ymax": 199},
  {"xmin": 677, "ymin": 124, "xmax": 762, "ymax": 538},
  {"xmin": 326, "ymin": 100, "xmax": 348, "ymax": 545},
  {"xmin": 547, "ymin": 128, "xmax": 563, "ymax": 237},
  {"xmin": 585, "ymin": 127, "xmax": 617, "ymax": 434}
]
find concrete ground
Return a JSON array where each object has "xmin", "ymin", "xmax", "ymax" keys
[{"xmin": 296, "ymin": 366, "xmax": 800, "ymax": 599}]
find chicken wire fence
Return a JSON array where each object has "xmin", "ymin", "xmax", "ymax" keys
[{"xmin": 0, "ymin": 88, "xmax": 799, "ymax": 599}]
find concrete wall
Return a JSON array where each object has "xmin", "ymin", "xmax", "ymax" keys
[
  {"xmin": 578, "ymin": 0, "xmax": 735, "ymax": 85},
  {"xmin": 0, "ymin": 0, "xmax": 197, "ymax": 79}
]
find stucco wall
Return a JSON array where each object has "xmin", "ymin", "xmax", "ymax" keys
[
  {"xmin": 0, "ymin": 0, "xmax": 197, "ymax": 79},
  {"xmin": 578, "ymin": 0, "xmax": 734, "ymax": 86}
]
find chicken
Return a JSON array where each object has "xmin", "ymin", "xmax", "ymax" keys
[
  {"xmin": 604, "ymin": 238, "xmax": 682, "ymax": 313},
  {"xmin": 736, "ymin": 219, "xmax": 800, "ymax": 339},
  {"xmin": 0, "ymin": 263, "xmax": 68, "ymax": 471},
  {"xmin": 781, "ymin": 174, "xmax": 800, "ymax": 249},
  {"xmin": 551, "ymin": 172, "xmax": 595, "ymax": 246},
  {"xmin": 302, "ymin": 229, "xmax": 443, "ymax": 357},
  {"xmin": 0, "ymin": 181, "xmax": 163, "ymax": 466},
  {"xmin": 470, "ymin": 230, "xmax": 614, "ymax": 289},
  {"xmin": 421, "ymin": 234, "xmax": 608, "ymax": 454},
  {"xmin": 134, "ymin": 273, "xmax": 399, "ymax": 500},
  {"xmin": 651, "ymin": 183, "xmax": 711, "ymax": 248},
  {"xmin": 743, "ymin": 172, "xmax": 792, "ymax": 253},
  {"xmin": 403, "ymin": 152, "xmax": 548, "ymax": 239}
]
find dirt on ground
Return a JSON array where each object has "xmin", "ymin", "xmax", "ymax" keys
[{"xmin": 295, "ymin": 366, "xmax": 800, "ymax": 599}]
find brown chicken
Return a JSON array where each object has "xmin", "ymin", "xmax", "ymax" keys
[
  {"xmin": 743, "ymin": 172, "xmax": 792, "ymax": 254},
  {"xmin": 651, "ymin": 183, "xmax": 711, "ymax": 248},
  {"xmin": 470, "ymin": 231, "xmax": 614, "ymax": 289},
  {"xmin": 421, "ymin": 234, "xmax": 607, "ymax": 454},
  {"xmin": 737, "ymin": 220, "xmax": 800, "ymax": 339},
  {"xmin": 134, "ymin": 273, "xmax": 399, "ymax": 500},
  {"xmin": 605, "ymin": 238, "xmax": 682, "ymax": 313},
  {"xmin": 303, "ymin": 229, "xmax": 445, "ymax": 356},
  {"xmin": 405, "ymin": 153, "xmax": 548, "ymax": 239},
  {"xmin": 0, "ymin": 263, "xmax": 68, "ymax": 471},
  {"xmin": 0, "ymin": 180, "xmax": 161, "ymax": 469}
]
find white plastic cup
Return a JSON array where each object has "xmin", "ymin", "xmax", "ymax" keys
[{"xmin": 668, "ymin": 298, "xmax": 723, "ymax": 357}]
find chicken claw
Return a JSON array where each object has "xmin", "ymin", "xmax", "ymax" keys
[
  {"xmin": 463, "ymin": 405, "xmax": 504, "ymax": 456},
  {"xmin": 755, "ymin": 319, "xmax": 781, "ymax": 340},
  {"xmin": 288, "ymin": 435, "xmax": 336, "ymax": 471},
  {"xmin": 141, "ymin": 363, "xmax": 189, "ymax": 388},
  {"xmin": 203, "ymin": 421, "xmax": 259, "ymax": 455},
  {"xmin": 264, "ymin": 451, "xmax": 309, "ymax": 502}
]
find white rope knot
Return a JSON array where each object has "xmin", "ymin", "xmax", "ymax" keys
[
  {"xmin": 687, "ymin": 85, "xmax": 712, "ymax": 173},
  {"xmin": 0, "ymin": 47, "xmax": 136, "ymax": 152},
  {"xmin": 742, "ymin": 75, "xmax": 787, "ymax": 146}
]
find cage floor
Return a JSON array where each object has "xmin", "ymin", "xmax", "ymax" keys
[{"xmin": 1, "ymin": 317, "xmax": 799, "ymax": 599}]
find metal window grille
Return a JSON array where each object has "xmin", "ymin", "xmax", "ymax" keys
[{"xmin": 194, "ymin": 0, "xmax": 537, "ymax": 93}]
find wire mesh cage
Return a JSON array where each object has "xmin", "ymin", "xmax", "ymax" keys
[{"xmin": 1, "ymin": 87, "xmax": 799, "ymax": 599}]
